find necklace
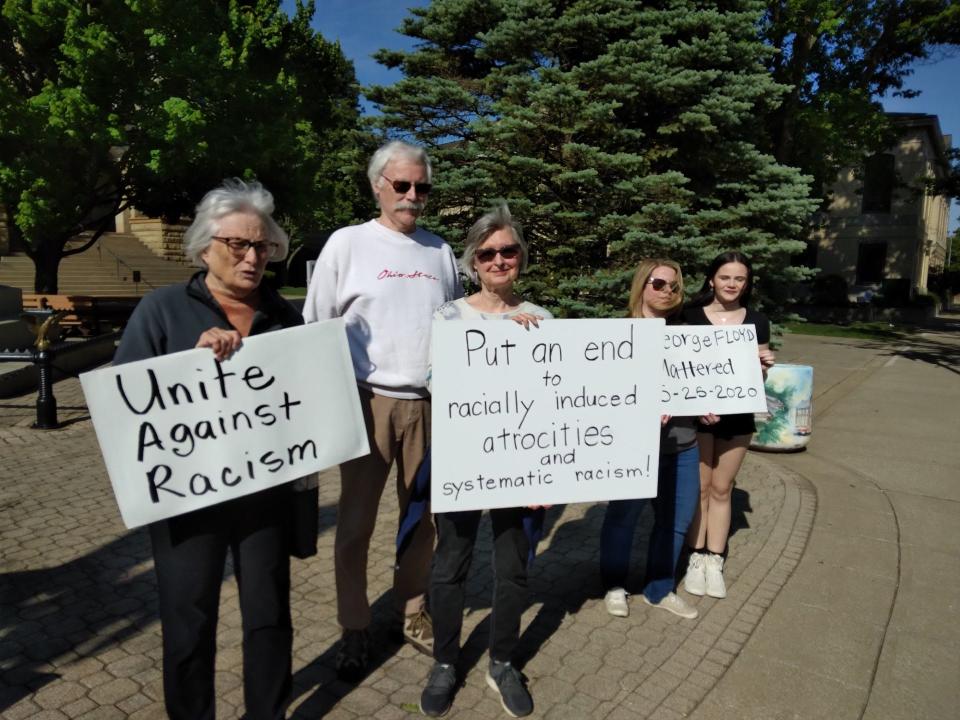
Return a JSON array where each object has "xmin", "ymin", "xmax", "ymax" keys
[{"xmin": 706, "ymin": 304, "xmax": 742, "ymax": 324}]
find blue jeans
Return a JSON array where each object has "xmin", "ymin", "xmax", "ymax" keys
[{"xmin": 600, "ymin": 445, "xmax": 700, "ymax": 603}]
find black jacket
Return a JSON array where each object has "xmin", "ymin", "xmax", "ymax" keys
[
  {"xmin": 112, "ymin": 272, "xmax": 317, "ymax": 557},
  {"xmin": 115, "ymin": 271, "xmax": 303, "ymax": 365}
]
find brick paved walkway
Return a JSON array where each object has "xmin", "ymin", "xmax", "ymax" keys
[{"xmin": 1, "ymin": 376, "xmax": 813, "ymax": 719}]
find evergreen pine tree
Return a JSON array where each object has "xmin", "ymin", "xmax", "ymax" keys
[{"xmin": 369, "ymin": 0, "xmax": 819, "ymax": 316}]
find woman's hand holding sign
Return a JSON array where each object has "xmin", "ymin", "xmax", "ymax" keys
[
  {"xmin": 196, "ymin": 327, "xmax": 243, "ymax": 361},
  {"xmin": 758, "ymin": 347, "xmax": 776, "ymax": 378},
  {"xmin": 510, "ymin": 312, "xmax": 543, "ymax": 329}
]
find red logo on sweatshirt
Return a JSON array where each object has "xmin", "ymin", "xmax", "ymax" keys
[{"xmin": 377, "ymin": 269, "xmax": 440, "ymax": 281}]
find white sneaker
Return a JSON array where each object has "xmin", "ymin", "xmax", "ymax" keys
[
  {"xmin": 683, "ymin": 552, "xmax": 707, "ymax": 596},
  {"xmin": 604, "ymin": 588, "xmax": 629, "ymax": 617},
  {"xmin": 642, "ymin": 592, "xmax": 698, "ymax": 619},
  {"xmin": 704, "ymin": 553, "xmax": 727, "ymax": 598}
]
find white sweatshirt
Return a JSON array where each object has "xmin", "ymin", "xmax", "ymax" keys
[{"xmin": 303, "ymin": 220, "xmax": 462, "ymax": 398}]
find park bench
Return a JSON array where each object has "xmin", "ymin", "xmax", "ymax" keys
[{"xmin": 21, "ymin": 294, "xmax": 141, "ymax": 336}]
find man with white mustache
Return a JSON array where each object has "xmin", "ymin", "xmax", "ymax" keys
[{"xmin": 304, "ymin": 140, "xmax": 462, "ymax": 681}]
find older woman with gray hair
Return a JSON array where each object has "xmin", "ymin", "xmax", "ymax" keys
[
  {"xmin": 420, "ymin": 205, "xmax": 550, "ymax": 718},
  {"xmin": 114, "ymin": 179, "xmax": 303, "ymax": 720}
]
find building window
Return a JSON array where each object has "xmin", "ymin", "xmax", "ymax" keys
[
  {"xmin": 861, "ymin": 153, "xmax": 895, "ymax": 213},
  {"xmin": 856, "ymin": 241, "xmax": 886, "ymax": 284}
]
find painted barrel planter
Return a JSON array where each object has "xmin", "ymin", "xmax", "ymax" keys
[{"xmin": 751, "ymin": 363, "xmax": 814, "ymax": 451}]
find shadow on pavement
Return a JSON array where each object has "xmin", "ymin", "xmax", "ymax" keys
[
  {"xmin": 0, "ymin": 529, "xmax": 156, "ymax": 710},
  {"xmin": 811, "ymin": 331, "xmax": 960, "ymax": 375},
  {"xmin": 288, "ymin": 591, "xmax": 404, "ymax": 719},
  {"xmin": 1, "ymin": 500, "xmax": 340, "ymax": 713},
  {"xmin": 729, "ymin": 486, "xmax": 753, "ymax": 538}
]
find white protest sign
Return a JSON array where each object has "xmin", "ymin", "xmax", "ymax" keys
[
  {"xmin": 431, "ymin": 319, "xmax": 665, "ymax": 513},
  {"xmin": 659, "ymin": 324, "xmax": 767, "ymax": 415},
  {"xmin": 81, "ymin": 319, "xmax": 369, "ymax": 528}
]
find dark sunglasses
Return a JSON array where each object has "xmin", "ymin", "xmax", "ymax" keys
[
  {"xmin": 381, "ymin": 174, "xmax": 432, "ymax": 196},
  {"xmin": 476, "ymin": 244, "xmax": 521, "ymax": 263},
  {"xmin": 647, "ymin": 277, "xmax": 679, "ymax": 293}
]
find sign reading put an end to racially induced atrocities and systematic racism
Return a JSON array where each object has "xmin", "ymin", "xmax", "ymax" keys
[
  {"xmin": 430, "ymin": 319, "xmax": 666, "ymax": 513},
  {"xmin": 659, "ymin": 323, "xmax": 767, "ymax": 416},
  {"xmin": 80, "ymin": 319, "xmax": 369, "ymax": 529}
]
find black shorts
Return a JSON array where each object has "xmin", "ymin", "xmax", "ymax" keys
[{"xmin": 697, "ymin": 412, "xmax": 756, "ymax": 440}]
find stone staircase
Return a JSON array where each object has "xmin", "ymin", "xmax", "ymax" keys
[{"xmin": 0, "ymin": 233, "xmax": 195, "ymax": 296}]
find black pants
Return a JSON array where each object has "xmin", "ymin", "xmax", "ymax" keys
[
  {"xmin": 430, "ymin": 507, "xmax": 531, "ymax": 665},
  {"xmin": 149, "ymin": 487, "xmax": 293, "ymax": 720}
]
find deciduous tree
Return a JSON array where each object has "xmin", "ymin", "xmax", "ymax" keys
[
  {"xmin": 0, "ymin": 0, "xmax": 362, "ymax": 292},
  {"xmin": 761, "ymin": 0, "xmax": 960, "ymax": 199}
]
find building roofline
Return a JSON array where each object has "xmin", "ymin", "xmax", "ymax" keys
[{"xmin": 886, "ymin": 112, "xmax": 950, "ymax": 169}]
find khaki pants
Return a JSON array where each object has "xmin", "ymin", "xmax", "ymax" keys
[{"xmin": 335, "ymin": 387, "xmax": 433, "ymax": 630}]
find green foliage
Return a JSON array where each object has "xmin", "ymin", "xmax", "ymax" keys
[
  {"xmin": 926, "ymin": 146, "xmax": 960, "ymax": 204},
  {"xmin": 0, "ymin": 0, "xmax": 366, "ymax": 291},
  {"xmin": 761, "ymin": 0, "xmax": 960, "ymax": 199},
  {"xmin": 368, "ymin": 0, "xmax": 819, "ymax": 317}
]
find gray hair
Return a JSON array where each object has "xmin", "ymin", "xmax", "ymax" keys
[
  {"xmin": 182, "ymin": 179, "xmax": 290, "ymax": 267},
  {"xmin": 460, "ymin": 204, "xmax": 529, "ymax": 283},
  {"xmin": 367, "ymin": 140, "xmax": 433, "ymax": 196}
]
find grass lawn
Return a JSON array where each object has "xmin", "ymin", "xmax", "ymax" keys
[
  {"xmin": 782, "ymin": 321, "xmax": 915, "ymax": 342},
  {"xmin": 278, "ymin": 286, "xmax": 308, "ymax": 298}
]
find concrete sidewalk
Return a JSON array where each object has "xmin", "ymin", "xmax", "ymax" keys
[
  {"xmin": 693, "ymin": 329, "xmax": 960, "ymax": 720},
  {"xmin": 1, "ymin": 327, "xmax": 956, "ymax": 719}
]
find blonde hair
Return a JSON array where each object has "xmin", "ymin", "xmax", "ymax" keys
[{"xmin": 627, "ymin": 258, "xmax": 684, "ymax": 318}]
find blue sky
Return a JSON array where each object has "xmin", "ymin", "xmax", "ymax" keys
[{"xmin": 293, "ymin": 1, "xmax": 957, "ymax": 232}]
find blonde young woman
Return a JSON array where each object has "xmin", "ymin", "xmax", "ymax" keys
[
  {"xmin": 600, "ymin": 259, "xmax": 710, "ymax": 621},
  {"xmin": 682, "ymin": 251, "xmax": 774, "ymax": 599}
]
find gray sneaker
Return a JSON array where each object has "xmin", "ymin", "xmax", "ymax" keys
[
  {"xmin": 642, "ymin": 591, "xmax": 699, "ymax": 619},
  {"xmin": 486, "ymin": 660, "xmax": 533, "ymax": 717},
  {"xmin": 420, "ymin": 662, "xmax": 457, "ymax": 717}
]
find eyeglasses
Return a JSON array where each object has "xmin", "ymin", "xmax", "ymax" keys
[
  {"xmin": 476, "ymin": 244, "xmax": 521, "ymax": 263},
  {"xmin": 647, "ymin": 277, "xmax": 679, "ymax": 293},
  {"xmin": 211, "ymin": 236, "xmax": 280, "ymax": 260},
  {"xmin": 380, "ymin": 174, "xmax": 432, "ymax": 196}
]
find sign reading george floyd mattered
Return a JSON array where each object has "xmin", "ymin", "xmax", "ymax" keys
[
  {"xmin": 431, "ymin": 319, "xmax": 665, "ymax": 513},
  {"xmin": 659, "ymin": 324, "xmax": 767, "ymax": 415},
  {"xmin": 81, "ymin": 319, "xmax": 369, "ymax": 528}
]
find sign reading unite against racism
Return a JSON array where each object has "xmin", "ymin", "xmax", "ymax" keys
[
  {"xmin": 659, "ymin": 324, "xmax": 767, "ymax": 415},
  {"xmin": 80, "ymin": 319, "xmax": 369, "ymax": 528},
  {"xmin": 431, "ymin": 319, "xmax": 666, "ymax": 513}
]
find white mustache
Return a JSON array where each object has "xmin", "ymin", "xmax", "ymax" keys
[{"xmin": 395, "ymin": 201, "xmax": 425, "ymax": 211}]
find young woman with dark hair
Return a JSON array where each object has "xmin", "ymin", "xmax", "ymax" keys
[{"xmin": 681, "ymin": 252, "xmax": 775, "ymax": 599}]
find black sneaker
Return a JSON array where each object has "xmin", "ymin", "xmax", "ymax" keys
[
  {"xmin": 335, "ymin": 628, "xmax": 370, "ymax": 682},
  {"xmin": 419, "ymin": 662, "xmax": 457, "ymax": 717},
  {"xmin": 485, "ymin": 660, "xmax": 533, "ymax": 717}
]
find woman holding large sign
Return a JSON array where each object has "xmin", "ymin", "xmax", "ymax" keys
[
  {"xmin": 682, "ymin": 251, "xmax": 774, "ymax": 599},
  {"xmin": 420, "ymin": 205, "xmax": 550, "ymax": 719},
  {"xmin": 113, "ymin": 180, "xmax": 302, "ymax": 720},
  {"xmin": 600, "ymin": 259, "xmax": 704, "ymax": 621}
]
